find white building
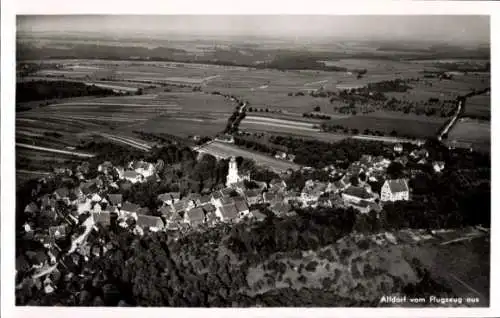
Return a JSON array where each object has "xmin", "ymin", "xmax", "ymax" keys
[
  {"xmin": 380, "ymin": 179, "xmax": 410, "ymax": 202},
  {"xmin": 226, "ymin": 156, "xmax": 249, "ymax": 187}
]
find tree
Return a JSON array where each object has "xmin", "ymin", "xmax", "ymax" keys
[
  {"xmin": 387, "ymin": 162, "xmax": 405, "ymax": 179},
  {"xmin": 313, "ymin": 106, "xmax": 321, "ymax": 112}
]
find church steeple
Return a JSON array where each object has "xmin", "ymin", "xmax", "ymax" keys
[{"xmin": 226, "ymin": 156, "xmax": 240, "ymax": 187}]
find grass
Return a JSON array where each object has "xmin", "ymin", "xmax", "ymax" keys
[
  {"xmin": 447, "ymin": 118, "xmax": 490, "ymax": 152},
  {"xmin": 136, "ymin": 115, "xmax": 226, "ymax": 138},
  {"xmin": 464, "ymin": 93, "xmax": 490, "ymax": 119}
]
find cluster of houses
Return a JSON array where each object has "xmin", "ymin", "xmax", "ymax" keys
[{"xmin": 17, "ymin": 139, "xmax": 450, "ymax": 295}]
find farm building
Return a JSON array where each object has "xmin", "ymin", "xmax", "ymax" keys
[
  {"xmin": 342, "ymin": 186, "xmax": 376, "ymax": 204},
  {"xmin": 185, "ymin": 207, "xmax": 205, "ymax": 227},
  {"xmin": 380, "ymin": 179, "xmax": 410, "ymax": 202}
]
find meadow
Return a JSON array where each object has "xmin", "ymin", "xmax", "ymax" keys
[
  {"xmin": 447, "ymin": 118, "xmax": 490, "ymax": 152},
  {"xmin": 327, "ymin": 112, "xmax": 446, "ymax": 139},
  {"xmin": 463, "ymin": 92, "xmax": 490, "ymax": 119}
]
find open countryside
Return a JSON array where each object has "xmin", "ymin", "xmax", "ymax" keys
[{"xmin": 15, "ymin": 15, "xmax": 490, "ymax": 308}]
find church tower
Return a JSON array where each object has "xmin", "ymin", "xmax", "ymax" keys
[{"xmin": 226, "ymin": 156, "xmax": 240, "ymax": 187}]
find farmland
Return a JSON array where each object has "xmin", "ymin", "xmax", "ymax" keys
[
  {"xmin": 447, "ymin": 118, "xmax": 490, "ymax": 153},
  {"xmin": 326, "ymin": 112, "xmax": 447, "ymax": 139},
  {"xmin": 463, "ymin": 92, "xmax": 491, "ymax": 119},
  {"xmin": 198, "ymin": 141, "xmax": 301, "ymax": 173},
  {"xmin": 16, "ymin": 55, "xmax": 490, "ymax": 176}
]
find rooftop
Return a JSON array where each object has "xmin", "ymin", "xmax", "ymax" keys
[
  {"xmin": 386, "ymin": 179, "xmax": 409, "ymax": 193},
  {"xmin": 186, "ymin": 207, "xmax": 205, "ymax": 222},
  {"xmin": 343, "ymin": 186, "xmax": 374, "ymax": 200}
]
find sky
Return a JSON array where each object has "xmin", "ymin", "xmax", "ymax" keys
[{"xmin": 17, "ymin": 15, "xmax": 490, "ymax": 44}]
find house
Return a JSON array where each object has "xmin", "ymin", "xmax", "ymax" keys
[
  {"xmin": 121, "ymin": 202, "xmax": 141, "ymax": 216},
  {"xmin": 136, "ymin": 215, "xmax": 164, "ymax": 232},
  {"xmin": 202, "ymin": 203, "xmax": 217, "ymax": 217},
  {"xmin": 80, "ymin": 181, "xmax": 98, "ymax": 195},
  {"xmin": 300, "ymin": 187, "xmax": 322, "ymax": 206},
  {"xmin": 275, "ymin": 151, "xmax": 287, "ymax": 160},
  {"xmin": 216, "ymin": 203, "xmax": 239, "ymax": 222},
  {"xmin": 360, "ymin": 155, "xmax": 373, "ymax": 165},
  {"xmin": 433, "ymin": 161, "xmax": 445, "ymax": 173},
  {"xmin": 54, "ymin": 187, "xmax": 70, "ymax": 201},
  {"xmin": 132, "ymin": 160, "xmax": 156, "ymax": 179},
  {"xmin": 342, "ymin": 186, "xmax": 376, "ymax": 204},
  {"xmin": 49, "ymin": 224, "xmax": 68, "ymax": 239},
  {"xmin": 108, "ymin": 194, "xmax": 123, "ymax": 207},
  {"xmin": 326, "ymin": 182, "xmax": 340, "ymax": 194},
  {"xmin": 410, "ymin": 149, "xmax": 429, "ymax": 160},
  {"xmin": 185, "ymin": 207, "xmax": 205, "ymax": 227},
  {"xmin": 138, "ymin": 207, "xmax": 151, "ymax": 216},
  {"xmin": 92, "ymin": 211, "xmax": 111, "ymax": 226},
  {"xmin": 211, "ymin": 192, "xmax": 224, "ymax": 208},
  {"xmin": 92, "ymin": 202, "xmax": 102, "ymax": 213},
  {"xmin": 244, "ymin": 189, "xmax": 262, "ymax": 205},
  {"xmin": 114, "ymin": 167, "xmax": 125, "ymax": 179},
  {"xmin": 123, "ymin": 171, "xmax": 143, "ymax": 184},
  {"xmin": 271, "ymin": 202, "xmax": 291, "ymax": 216},
  {"xmin": 269, "ymin": 179, "xmax": 287, "ymax": 192},
  {"xmin": 188, "ymin": 193, "xmax": 202, "ymax": 206},
  {"xmin": 26, "ymin": 250, "xmax": 48, "ymax": 269},
  {"xmin": 394, "ymin": 143, "xmax": 403, "ymax": 154},
  {"xmin": 158, "ymin": 205, "xmax": 175, "ymax": 219},
  {"xmin": 90, "ymin": 193, "xmax": 102, "ymax": 202},
  {"xmin": 157, "ymin": 192, "xmax": 180, "ymax": 206},
  {"xmin": 24, "ymin": 202, "xmax": 40, "ymax": 214},
  {"xmin": 234, "ymin": 198, "xmax": 250, "ymax": 217},
  {"xmin": 172, "ymin": 200, "xmax": 187, "ymax": 214},
  {"xmin": 250, "ymin": 209, "xmax": 267, "ymax": 221},
  {"xmin": 263, "ymin": 191, "xmax": 277, "ymax": 204},
  {"xmin": 380, "ymin": 179, "xmax": 410, "ymax": 202},
  {"xmin": 98, "ymin": 161, "xmax": 113, "ymax": 174},
  {"xmin": 72, "ymin": 188, "xmax": 85, "ymax": 201}
]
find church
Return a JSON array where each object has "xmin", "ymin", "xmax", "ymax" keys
[{"xmin": 226, "ymin": 157, "xmax": 250, "ymax": 188}]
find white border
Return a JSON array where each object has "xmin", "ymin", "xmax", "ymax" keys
[{"xmin": 2, "ymin": 1, "xmax": 499, "ymax": 318}]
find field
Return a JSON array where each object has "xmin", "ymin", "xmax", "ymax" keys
[
  {"xmin": 16, "ymin": 57, "xmax": 490, "ymax": 177},
  {"xmin": 327, "ymin": 112, "xmax": 447, "ymax": 139},
  {"xmin": 385, "ymin": 72, "xmax": 489, "ymax": 103},
  {"xmin": 463, "ymin": 92, "xmax": 491, "ymax": 119},
  {"xmin": 239, "ymin": 115, "xmax": 348, "ymax": 142},
  {"xmin": 198, "ymin": 141, "xmax": 301, "ymax": 173},
  {"xmin": 447, "ymin": 118, "xmax": 490, "ymax": 152}
]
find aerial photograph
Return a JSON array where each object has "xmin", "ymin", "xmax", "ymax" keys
[{"xmin": 14, "ymin": 15, "xmax": 490, "ymax": 307}]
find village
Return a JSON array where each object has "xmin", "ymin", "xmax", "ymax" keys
[{"xmin": 17, "ymin": 141, "xmax": 448, "ymax": 294}]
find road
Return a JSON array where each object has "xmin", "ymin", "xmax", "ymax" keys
[
  {"xmin": 438, "ymin": 99, "xmax": 463, "ymax": 141},
  {"xmin": 16, "ymin": 143, "xmax": 95, "ymax": 158},
  {"xmin": 352, "ymin": 134, "xmax": 425, "ymax": 145}
]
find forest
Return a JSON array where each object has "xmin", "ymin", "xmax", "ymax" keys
[{"xmin": 16, "ymin": 80, "xmax": 123, "ymax": 103}]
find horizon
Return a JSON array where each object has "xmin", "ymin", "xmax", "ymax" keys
[{"xmin": 17, "ymin": 15, "xmax": 490, "ymax": 46}]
